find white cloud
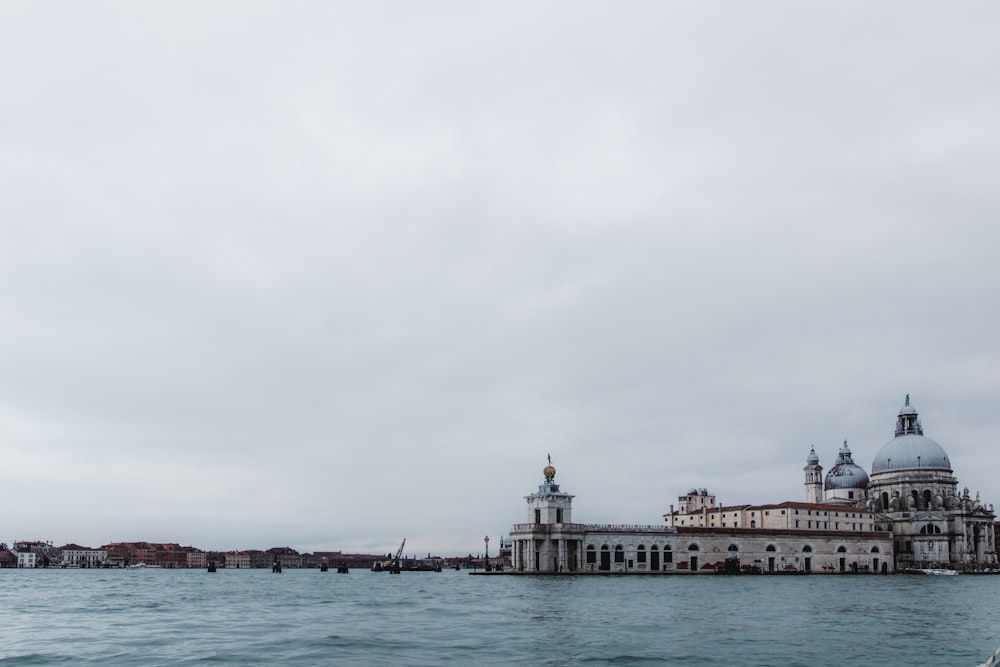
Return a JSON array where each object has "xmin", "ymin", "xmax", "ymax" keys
[{"xmin": 1, "ymin": 1, "xmax": 999, "ymax": 554}]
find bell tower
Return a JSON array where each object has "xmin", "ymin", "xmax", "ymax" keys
[{"xmin": 804, "ymin": 446, "xmax": 823, "ymax": 504}]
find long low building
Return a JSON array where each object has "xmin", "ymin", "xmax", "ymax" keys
[{"xmin": 509, "ymin": 463, "xmax": 892, "ymax": 574}]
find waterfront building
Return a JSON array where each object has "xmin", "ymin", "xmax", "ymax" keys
[
  {"xmin": 664, "ymin": 497, "xmax": 878, "ymax": 533},
  {"xmin": 266, "ymin": 546, "xmax": 302, "ymax": 569},
  {"xmin": 16, "ymin": 551, "xmax": 37, "ymax": 568},
  {"xmin": 226, "ymin": 551, "xmax": 252, "ymax": 568},
  {"xmin": 510, "ymin": 462, "xmax": 890, "ymax": 574},
  {"xmin": 13, "ymin": 540, "xmax": 58, "ymax": 566},
  {"xmin": 808, "ymin": 396, "xmax": 996, "ymax": 571},
  {"xmin": 58, "ymin": 544, "xmax": 108, "ymax": 567},
  {"xmin": 186, "ymin": 549, "xmax": 208, "ymax": 568},
  {"xmin": 509, "ymin": 398, "xmax": 995, "ymax": 574}
]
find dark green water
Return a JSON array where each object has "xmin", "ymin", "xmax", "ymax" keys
[{"xmin": 1, "ymin": 569, "xmax": 996, "ymax": 665}]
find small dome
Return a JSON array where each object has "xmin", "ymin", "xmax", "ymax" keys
[
  {"xmin": 825, "ymin": 464, "xmax": 870, "ymax": 489},
  {"xmin": 806, "ymin": 447, "xmax": 819, "ymax": 465},
  {"xmin": 825, "ymin": 441, "xmax": 869, "ymax": 490}
]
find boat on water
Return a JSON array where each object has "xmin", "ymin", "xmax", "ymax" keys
[
  {"xmin": 978, "ymin": 644, "xmax": 1000, "ymax": 667},
  {"xmin": 903, "ymin": 568, "xmax": 959, "ymax": 576}
]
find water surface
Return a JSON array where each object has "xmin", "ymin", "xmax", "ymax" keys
[{"xmin": 1, "ymin": 569, "xmax": 996, "ymax": 665}]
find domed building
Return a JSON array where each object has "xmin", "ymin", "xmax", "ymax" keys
[
  {"xmin": 806, "ymin": 396, "xmax": 996, "ymax": 571},
  {"xmin": 507, "ymin": 397, "xmax": 994, "ymax": 575},
  {"xmin": 868, "ymin": 396, "xmax": 995, "ymax": 570}
]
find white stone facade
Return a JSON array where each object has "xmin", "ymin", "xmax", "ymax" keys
[
  {"xmin": 509, "ymin": 466, "xmax": 892, "ymax": 574},
  {"xmin": 664, "ymin": 501, "xmax": 878, "ymax": 533},
  {"xmin": 60, "ymin": 546, "xmax": 108, "ymax": 567}
]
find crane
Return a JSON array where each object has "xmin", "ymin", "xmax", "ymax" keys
[{"xmin": 390, "ymin": 538, "xmax": 406, "ymax": 574}]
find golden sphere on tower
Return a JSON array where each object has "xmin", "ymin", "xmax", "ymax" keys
[{"xmin": 543, "ymin": 465, "xmax": 556, "ymax": 480}]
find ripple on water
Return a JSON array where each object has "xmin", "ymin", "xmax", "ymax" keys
[{"xmin": 1, "ymin": 570, "xmax": 999, "ymax": 665}]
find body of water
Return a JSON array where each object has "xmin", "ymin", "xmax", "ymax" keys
[{"xmin": 1, "ymin": 569, "xmax": 997, "ymax": 665}]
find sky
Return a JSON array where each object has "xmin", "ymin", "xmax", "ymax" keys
[{"xmin": 1, "ymin": 2, "xmax": 999, "ymax": 557}]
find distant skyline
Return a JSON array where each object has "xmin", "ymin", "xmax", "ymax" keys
[{"xmin": 2, "ymin": 2, "xmax": 999, "ymax": 556}]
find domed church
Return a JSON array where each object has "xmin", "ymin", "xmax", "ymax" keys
[
  {"xmin": 507, "ymin": 397, "xmax": 994, "ymax": 575},
  {"xmin": 807, "ymin": 396, "xmax": 996, "ymax": 571}
]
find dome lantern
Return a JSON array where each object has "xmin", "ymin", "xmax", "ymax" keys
[{"xmin": 872, "ymin": 396, "xmax": 952, "ymax": 474}]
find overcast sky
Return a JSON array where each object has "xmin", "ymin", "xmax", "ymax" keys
[{"xmin": 2, "ymin": 2, "xmax": 999, "ymax": 557}]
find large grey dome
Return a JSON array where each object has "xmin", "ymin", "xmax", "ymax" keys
[
  {"xmin": 871, "ymin": 434, "xmax": 951, "ymax": 473},
  {"xmin": 871, "ymin": 397, "xmax": 952, "ymax": 474}
]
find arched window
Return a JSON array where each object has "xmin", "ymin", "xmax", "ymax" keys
[
  {"xmin": 870, "ymin": 546, "xmax": 880, "ymax": 553},
  {"xmin": 586, "ymin": 545, "xmax": 596, "ymax": 564},
  {"xmin": 637, "ymin": 544, "xmax": 646, "ymax": 564},
  {"xmin": 837, "ymin": 546, "xmax": 847, "ymax": 553},
  {"xmin": 882, "ymin": 492, "xmax": 890, "ymax": 510},
  {"xmin": 923, "ymin": 490, "xmax": 932, "ymax": 508},
  {"xmin": 765, "ymin": 545, "xmax": 776, "ymax": 552},
  {"xmin": 728, "ymin": 544, "xmax": 739, "ymax": 552},
  {"xmin": 664, "ymin": 545, "xmax": 672, "ymax": 563},
  {"xmin": 750, "ymin": 519, "xmax": 756, "ymax": 528},
  {"xmin": 802, "ymin": 545, "xmax": 813, "ymax": 553},
  {"xmin": 688, "ymin": 544, "xmax": 699, "ymax": 551},
  {"xmin": 614, "ymin": 545, "xmax": 624, "ymax": 563}
]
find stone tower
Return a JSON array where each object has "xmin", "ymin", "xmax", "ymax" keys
[
  {"xmin": 525, "ymin": 457, "xmax": 574, "ymax": 526},
  {"xmin": 509, "ymin": 457, "xmax": 581, "ymax": 572},
  {"xmin": 804, "ymin": 446, "xmax": 823, "ymax": 504}
]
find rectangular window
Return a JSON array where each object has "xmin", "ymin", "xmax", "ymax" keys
[
  {"xmin": 556, "ymin": 509, "xmax": 563, "ymax": 523},
  {"xmin": 534, "ymin": 509, "xmax": 541, "ymax": 524},
  {"xmin": 586, "ymin": 550, "xmax": 596, "ymax": 564},
  {"xmin": 637, "ymin": 550, "xmax": 646, "ymax": 563},
  {"xmin": 665, "ymin": 551, "xmax": 673, "ymax": 563},
  {"xmin": 614, "ymin": 549, "xmax": 624, "ymax": 563}
]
